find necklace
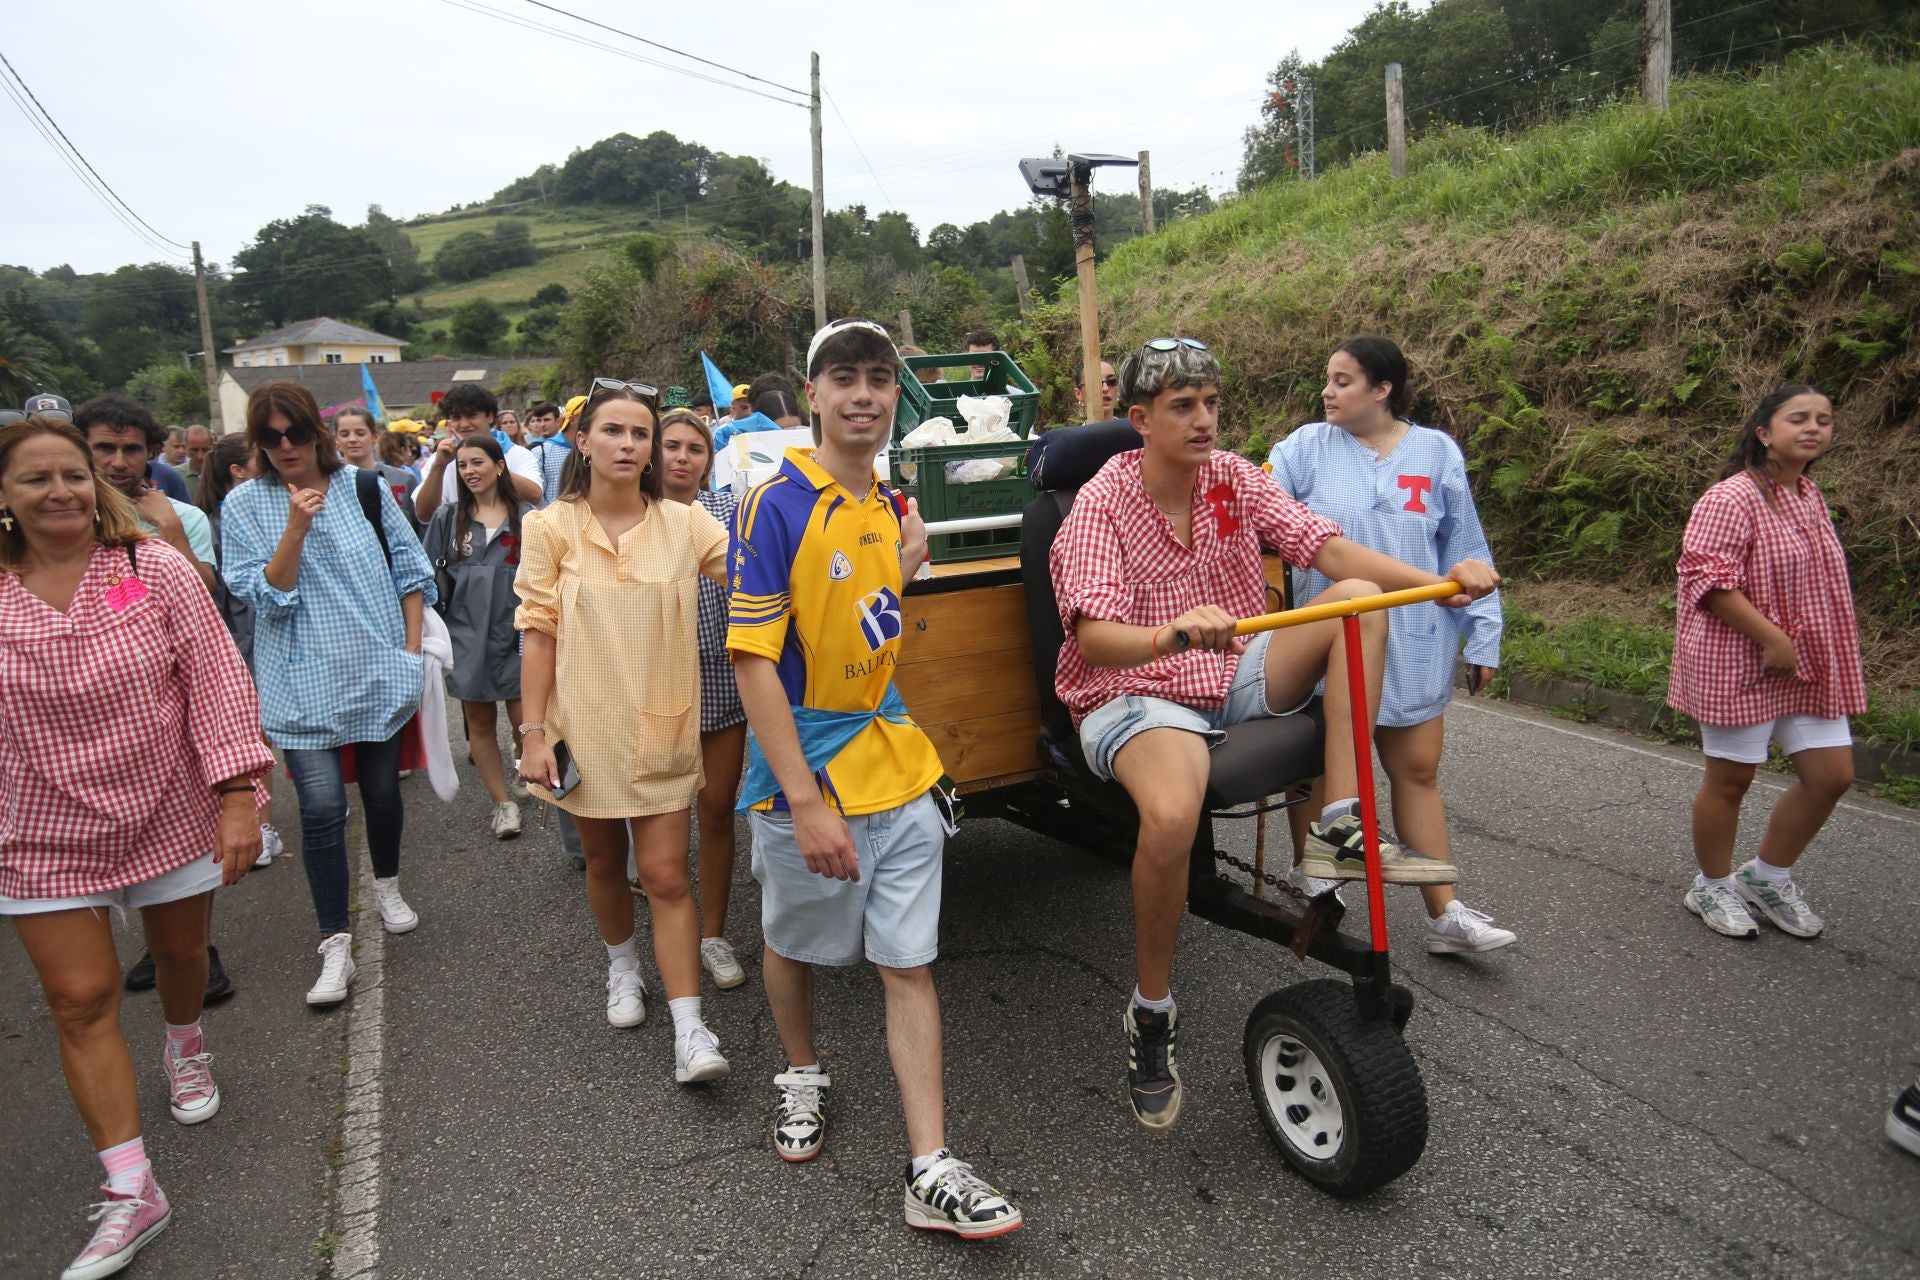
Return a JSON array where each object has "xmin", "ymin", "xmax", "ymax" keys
[{"xmin": 1153, "ymin": 502, "xmax": 1191, "ymax": 516}]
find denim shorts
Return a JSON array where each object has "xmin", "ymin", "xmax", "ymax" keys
[
  {"xmin": 749, "ymin": 790, "xmax": 945, "ymax": 968},
  {"xmin": 1078, "ymin": 631, "xmax": 1306, "ymax": 781},
  {"xmin": 0, "ymin": 851, "xmax": 221, "ymax": 917}
]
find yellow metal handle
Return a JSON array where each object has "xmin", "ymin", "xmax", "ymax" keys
[{"xmin": 1174, "ymin": 581, "xmax": 1462, "ymax": 649}]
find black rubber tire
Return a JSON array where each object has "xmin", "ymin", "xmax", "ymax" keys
[{"xmin": 1243, "ymin": 978, "xmax": 1428, "ymax": 1197}]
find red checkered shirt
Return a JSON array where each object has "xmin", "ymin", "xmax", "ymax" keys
[
  {"xmin": 1051, "ymin": 449, "xmax": 1343, "ymax": 726},
  {"xmin": 0, "ymin": 540, "xmax": 273, "ymax": 899},
  {"xmin": 1667, "ymin": 472, "xmax": 1866, "ymax": 727}
]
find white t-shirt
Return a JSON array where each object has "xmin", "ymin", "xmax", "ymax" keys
[{"xmin": 434, "ymin": 439, "xmax": 541, "ymax": 507}]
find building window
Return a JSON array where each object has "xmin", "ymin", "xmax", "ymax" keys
[
  {"xmin": 323, "ymin": 351, "xmax": 344, "ymax": 364},
  {"xmin": 370, "ymin": 353, "xmax": 389, "ymax": 363},
  {"xmin": 273, "ymin": 350, "xmax": 288, "ymax": 366}
]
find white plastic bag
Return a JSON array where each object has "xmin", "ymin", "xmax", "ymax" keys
[{"xmin": 955, "ymin": 395, "xmax": 1016, "ymax": 441}]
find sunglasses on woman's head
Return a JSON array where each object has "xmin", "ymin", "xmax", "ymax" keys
[
  {"xmin": 588, "ymin": 376, "xmax": 659, "ymax": 401},
  {"xmin": 257, "ymin": 424, "xmax": 316, "ymax": 448},
  {"xmin": 1143, "ymin": 337, "xmax": 1208, "ymax": 353}
]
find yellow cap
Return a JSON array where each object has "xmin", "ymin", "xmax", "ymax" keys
[
  {"xmin": 731, "ymin": 383, "xmax": 752, "ymax": 401},
  {"xmin": 562, "ymin": 394, "xmax": 589, "ymax": 428},
  {"xmin": 387, "ymin": 418, "xmax": 423, "ymax": 434}
]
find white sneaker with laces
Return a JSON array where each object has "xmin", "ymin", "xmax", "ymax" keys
[
  {"xmin": 700, "ymin": 936, "xmax": 746, "ymax": 989},
  {"xmin": 903, "ymin": 1152, "xmax": 1024, "ymax": 1239},
  {"xmin": 490, "ymin": 801, "xmax": 523, "ymax": 840},
  {"xmin": 606, "ymin": 964, "xmax": 647, "ymax": 1027},
  {"xmin": 772, "ymin": 1069, "xmax": 829, "ymax": 1161},
  {"xmin": 306, "ymin": 933, "xmax": 356, "ymax": 1006},
  {"xmin": 1732, "ymin": 861, "xmax": 1824, "ymax": 938},
  {"xmin": 1284, "ymin": 864, "xmax": 1345, "ymax": 904},
  {"xmin": 673, "ymin": 1022, "xmax": 730, "ymax": 1084},
  {"xmin": 1684, "ymin": 879, "xmax": 1759, "ymax": 939},
  {"xmin": 371, "ymin": 876, "xmax": 418, "ymax": 934},
  {"xmin": 253, "ymin": 823, "xmax": 284, "ymax": 868},
  {"xmin": 1425, "ymin": 901, "xmax": 1517, "ymax": 954},
  {"xmin": 508, "ymin": 766, "xmax": 531, "ymax": 801}
]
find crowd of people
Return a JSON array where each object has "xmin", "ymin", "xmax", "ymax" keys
[{"xmin": 2, "ymin": 317, "xmax": 1912, "ymax": 1276}]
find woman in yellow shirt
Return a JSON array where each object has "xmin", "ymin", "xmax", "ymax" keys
[{"xmin": 515, "ymin": 381, "xmax": 731, "ymax": 1085}]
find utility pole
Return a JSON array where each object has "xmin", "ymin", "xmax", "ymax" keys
[
  {"xmin": 1642, "ymin": 0, "xmax": 1672, "ymax": 109},
  {"xmin": 897, "ymin": 310, "xmax": 916, "ymax": 347},
  {"xmin": 1068, "ymin": 163, "xmax": 1102, "ymax": 424},
  {"xmin": 1010, "ymin": 254, "xmax": 1032, "ymax": 314},
  {"xmin": 809, "ymin": 52, "xmax": 828, "ymax": 330},
  {"xmin": 1385, "ymin": 63, "xmax": 1407, "ymax": 179},
  {"xmin": 1137, "ymin": 151, "xmax": 1155, "ymax": 235},
  {"xmin": 192, "ymin": 241, "xmax": 222, "ymax": 433}
]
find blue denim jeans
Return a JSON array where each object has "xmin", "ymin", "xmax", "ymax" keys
[{"xmin": 283, "ymin": 731, "xmax": 405, "ymax": 935}]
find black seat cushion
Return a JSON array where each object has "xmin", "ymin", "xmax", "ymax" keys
[
  {"xmin": 1204, "ymin": 705, "xmax": 1325, "ymax": 808},
  {"xmin": 1025, "ymin": 418, "xmax": 1141, "ymax": 492}
]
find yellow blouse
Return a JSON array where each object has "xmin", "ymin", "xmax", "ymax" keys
[{"xmin": 515, "ymin": 496, "xmax": 728, "ymax": 818}]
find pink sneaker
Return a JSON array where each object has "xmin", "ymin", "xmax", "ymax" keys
[
  {"xmin": 62, "ymin": 1174, "xmax": 172, "ymax": 1280},
  {"xmin": 163, "ymin": 1042, "xmax": 220, "ymax": 1125}
]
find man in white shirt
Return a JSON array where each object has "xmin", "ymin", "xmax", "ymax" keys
[{"xmin": 413, "ymin": 384, "xmax": 543, "ymax": 522}]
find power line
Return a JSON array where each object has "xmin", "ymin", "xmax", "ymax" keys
[
  {"xmin": 0, "ymin": 47, "xmax": 192, "ymax": 256},
  {"xmin": 822, "ymin": 88, "xmax": 893, "ymax": 208},
  {"xmin": 519, "ymin": 0, "xmax": 808, "ymax": 99}
]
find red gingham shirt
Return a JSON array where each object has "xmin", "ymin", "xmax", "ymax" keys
[
  {"xmin": 0, "ymin": 540, "xmax": 273, "ymax": 899},
  {"xmin": 1051, "ymin": 449, "xmax": 1343, "ymax": 726},
  {"xmin": 1667, "ymin": 472, "xmax": 1866, "ymax": 727}
]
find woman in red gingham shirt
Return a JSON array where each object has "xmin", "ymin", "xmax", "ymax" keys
[
  {"xmin": 1669, "ymin": 385, "xmax": 1863, "ymax": 943},
  {"xmin": 0, "ymin": 416, "xmax": 271, "ymax": 1278}
]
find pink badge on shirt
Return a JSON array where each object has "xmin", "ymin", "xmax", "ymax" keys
[{"xmin": 104, "ymin": 577, "xmax": 149, "ymax": 611}]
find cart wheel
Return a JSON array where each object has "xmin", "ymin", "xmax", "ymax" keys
[{"xmin": 1243, "ymin": 978, "xmax": 1427, "ymax": 1197}]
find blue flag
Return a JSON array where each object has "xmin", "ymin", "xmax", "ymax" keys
[
  {"xmin": 700, "ymin": 352, "xmax": 735, "ymax": 415},
  {"xmin": 361, "ymin": 364, "xmax": 388, "ymax": 424}
]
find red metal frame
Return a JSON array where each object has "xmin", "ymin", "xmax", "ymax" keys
[{"xmin": 1342, "ymin": 614, "xmax": 1390, "ymax": 953}]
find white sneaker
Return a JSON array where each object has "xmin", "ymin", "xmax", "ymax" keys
[
  {"xmin": 371, "ymin": 877, "xmax": 418, "ymax": 934},
  {"xmin": 253, "ymin": 823, "xmax": 284, "ymax": 868},
  {"xmin": 1425, "ymin": 901, "xmax": 1517, "ymax": 954},
  {"xmin": 606, "ymin": 964, "xmax": 647, "ymax": 1027},
  {"xmin": 1733, "ymin": 861, "xmax": 1824, "ymax": 938},
  {"xmin": 1284, "ymin": 864, "xmax": 1345, "ymax": 904},
  {"xmin": 305, "ymin": 933, "xmax": 355, "ymax": 1006},
  {"xmin": 490, "ymin": 801, "xmax": 522, "ymax": 840},
  {"xmin": 1684, "ymin": 879, "xmax": 1759, "ymax": 939},
  {"xmin": 700, "ymin": 937, "xmax": 746, "ymax": 989},
  {"xmin": 508, "ymin": 767, "xmax": 531, "ymax": 801},
  {"xmin": 673, "ymin": 1023, "xmax": 730, "ymax": 1084}
]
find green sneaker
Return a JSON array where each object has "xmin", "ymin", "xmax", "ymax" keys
[
  {"xmin": 1733, "ymin": 862, "xmax": 1824, "ymax": 938},
  {"xmin": 1300, "ymin": 812, "xmax": 1457, "ymax": 884}
]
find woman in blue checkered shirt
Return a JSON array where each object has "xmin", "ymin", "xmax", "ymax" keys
[{"xmin": 1268, "ymin": 337, "xmax": 1517, "ymax": 956}]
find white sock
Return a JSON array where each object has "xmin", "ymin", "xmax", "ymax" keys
[
  {"xmin": 910, "ymin": 1146, "xmax": 951, "ymax": 1180},
  {"xmin": 1132, "ymin": 986, "xmax": 1174, "ymax": 1014},
  {"xmin": 605, "ymin": 936, "xmax": 638, "ymax": 970},
  {"xmin": 1319, "ymin": 797, "xmax": 1359, "ymax": 827},
  {"xmin": 1751, "ymin": 858, "xmax": 1793, "ymax": 883},
  {"xmin": 668, "ymin": 996, "xmax": 704, "ymax": 1040},
  {"xmin": 1695, "ymin": 873, "xmax": 1735, "ymax": 890}
]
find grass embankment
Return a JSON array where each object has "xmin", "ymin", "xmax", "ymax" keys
[{"xmin": 1042, "ymin": 45, "xmax": 1917, "ymax": 741}]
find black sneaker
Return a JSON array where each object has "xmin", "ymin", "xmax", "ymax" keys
[
  {"xmin": 1125, "ymin": 1002, "xmax": 1183, "ymax": 1130},
  {"xmin": 123, "ymin": 951, "xmax": 157, "ymax": 992},
  {"xmin": 903, "ymin": 1151, "xmax": 1022, "ymax": 1239},
  {"xmin": 203, "ymin": 946, "xmax": 235, "ymax": 1005}
]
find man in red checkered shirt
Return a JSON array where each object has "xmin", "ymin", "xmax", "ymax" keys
[{"xmin": 1049, "ymin": 337, "xmax": 1498, "ymax": 1131}]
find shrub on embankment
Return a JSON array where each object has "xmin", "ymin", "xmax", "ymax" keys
[{"xmin": 1015, "ymin": 45, "xmax": 1920, "ymax": 692}]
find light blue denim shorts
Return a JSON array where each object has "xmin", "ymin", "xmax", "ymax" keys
[
  {"xmin": 0, "ymin": 851, "xmax": 222, "ymax": 917},
  {"xmin": 1078, "ymin": 631, "xmax": 1305, "ymax": 781},
  {"xmin": 748, "ymin": 790, "xmax": 946, "ymax": 968}
]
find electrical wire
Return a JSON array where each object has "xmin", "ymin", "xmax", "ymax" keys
[
  {"xmin": 519, "ymin": 0, "xmax": 808, "ymax": 99},
  {"xmin": 822, "ymin": 88, "xmax": 893, "ymax": 208}
]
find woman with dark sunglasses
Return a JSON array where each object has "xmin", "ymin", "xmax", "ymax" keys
[{"xmin": 222, "ymin": 381, "xmax": 438, "ymax": 1008}]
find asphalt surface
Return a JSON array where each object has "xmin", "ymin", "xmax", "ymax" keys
[{"xmin": 3, "ymin": 696, "xmax": 1917, "ymax": 1280}]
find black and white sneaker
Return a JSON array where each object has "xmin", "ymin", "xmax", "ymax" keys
[
  {"xmin": 772, "ymin": 1069, "xmax": 828, "ymax": 1162},
  {"xmin": 1888, "ymin": 1082, "xmax": 1920, "ymax": 1159},
  {"xmin": 1300, "ymin": 812, "xmax": 1456, "ymax": 884},
  {"xmin": 903, "ymin": 1151, "xmax": 1022, "ymax": 1239},
  {"xmin": 1126, "ymin": 1002, "xmax": 1183, "ymax": 1130}
]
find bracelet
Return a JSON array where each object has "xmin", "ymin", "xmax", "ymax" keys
[
  {"xmin": 218, "ymin": 784, "xmax": 254, "ymax": 796},
  {"xmin": 1149, "ymin": 626, "xmax": 1166, "ymax": 661},
  {"xmin": 517, "ymin": 723, "xmax": 546, "ymax": 736}
]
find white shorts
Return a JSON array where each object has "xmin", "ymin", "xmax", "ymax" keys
[
  {"xmin": 0, "ymin": 851, "xmax": 222, "ymax": 917},
  {"xmin": 1699, "ymin": 715, "xmax": 1852, "ymax": 766}
]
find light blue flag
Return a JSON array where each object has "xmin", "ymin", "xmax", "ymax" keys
[
  {"xmin": 361, "ymin": 364, "xmax": 388, "ymax": 424},
  {"xmin": 700, "ymin": 351, "xmax": 735, "ymax": 415}
]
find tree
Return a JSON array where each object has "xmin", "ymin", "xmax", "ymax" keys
[
  {"xmin": 518, "ymin": 304, "xmax": 567, "ymax": 354},
  {"xmin": 491, "ymin": 220, "xmax": 536, "ymax": 270},
  {"xmin": 364, "ymin": 205, "xmax": 427, "ymax": 294},
  {"xmin": 1241, "ymin": 50, "xmax": 1310, "ymax": 190},
  {"xmin": 435, "ymin": 231, "xmax": 496, "ymax": 283},
  {"xmin": 554, "ymin": 130, "xmax": 712, "ymax": 206},
  {"xmin": 126, "ymin": 359, "xmax": 207, "ymax": 422},
  {"xmin": 84, "ymin": 263, "xmax": 201, "ymax": 386},
  {"xmin": 531, "ymin": 283, "xmax": 571, "ymax": 307},
  {"xmin": 450, "ymin": 298, "xmax": 509, "ymax": 354},
  {"xmin": 0, "ymin": 313, "xmax": 57, "ymax": 403},
  {"xmin": 231, "ymin": 206, "xmax": 395, "ymax": 327}
]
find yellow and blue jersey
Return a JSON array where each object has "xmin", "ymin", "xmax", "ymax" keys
[{"xmin": 725, "ymin": 448, "xmax": 943, "ymax": 816}]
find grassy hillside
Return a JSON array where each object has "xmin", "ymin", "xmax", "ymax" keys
[{"xmin": 1061, "ymin": 45, "xmax": 1919, "ymax": 693}]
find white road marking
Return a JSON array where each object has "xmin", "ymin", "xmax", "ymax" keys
[
  {"xmin": 329, "ymin": 834, "xmax": 386, "ymax": 1279},
  {"xmin": 1455, "ymin": 698, "xmax": 1920, "ymax": 830}
]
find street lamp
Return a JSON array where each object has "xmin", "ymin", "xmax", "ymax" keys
[{"xmin": 1020, "ymin": 153, "xmax": 1137, "ymax": 422}]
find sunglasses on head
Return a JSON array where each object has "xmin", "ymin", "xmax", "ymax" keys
[
  {"xmin": 1143, "ymin": 337, "xmax": 1209, "ymax": 353},
  {"xmin": 588, "ymin": 376, "xmax": 659, "ymax": 402},
  {"xmin": 257, "ymin": 423, "xmax": 316, "ymax": 449}
]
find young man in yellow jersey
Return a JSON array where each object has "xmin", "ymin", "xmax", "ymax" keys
[{"xmin": 727, "ymin": 318, "xmax": 1022, "ymax": 1240}]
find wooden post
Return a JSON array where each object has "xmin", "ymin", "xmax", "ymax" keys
[
  {"xmin": 897, "ymin": 310, "xmax": 916, "ymax": 347},
  {"xmin": 1385, "ymin": 64, "xmax": 1407, "ymax": 180},
  {"xmin": 1137, "ymin": 150, "xmax": 1155, "ymax": 234},
  {"xmin": 1010, "ymin": 254, "xmax": 1032, "ymax": 314},
  {"xmin": 1069, "ymin": 163, "xmax": 1102, "ymax": 425},
  {"xmin": 191, "ymin": 241, "xmax": 222, "ymax": 433},
  {"xmin": 1642, "ymin": 0, "xmax": 1671, "ymax": 109},
  {"xmin": 810, "ymin": 52, "xmax": 828, "ymax": 328}
]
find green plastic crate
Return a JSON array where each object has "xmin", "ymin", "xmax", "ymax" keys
[
  {"xmin": 894, "ymin": 351, "xmax": 1040, "ymax": 442},
  {"xmin": 893, "ymin": 436, "xmax": 1032, "ymax": 562}
]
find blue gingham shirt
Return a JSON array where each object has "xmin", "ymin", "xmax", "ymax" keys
[
  {"xmin": 531, "ymin": 438, "xmax": 571, "ymax": 506},
  {"xmin": 222, "ymin": 466, "xmax": 436, "ymax": 750},
  {"xmin": 1269, "ymin": 422, "xmax": 1502, "ymax": 727}
]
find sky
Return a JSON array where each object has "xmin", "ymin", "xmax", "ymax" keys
[{"xmin": 2, "ymin": 0, "xmax": 1380, "ymax": 276}]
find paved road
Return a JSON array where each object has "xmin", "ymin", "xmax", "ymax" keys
[{"xmin": 4, "ymin": 697, "xmax": 1917, "ymax": 1279}]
